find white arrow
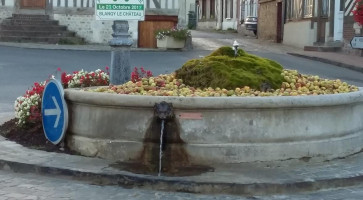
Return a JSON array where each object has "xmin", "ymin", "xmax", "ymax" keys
[{"xmin": 44, "ymin": 96, "xmax": 61, "ymax": 128}]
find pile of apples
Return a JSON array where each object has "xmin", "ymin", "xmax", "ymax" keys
[{"xmin": 90, "ymin": 70, "xmax": 359, "ymax": 97}]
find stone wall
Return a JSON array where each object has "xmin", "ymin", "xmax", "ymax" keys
[
  {"xmin": 258, "ymin": 0, "xmax": 277, "ymax": 41},
  {"xmin": 65, "ymin": 88, "xmax": 363, "ymax": 163},
  {"xmin": 53, "ymin": 9, "xmax": 138, "ymax": 45}
]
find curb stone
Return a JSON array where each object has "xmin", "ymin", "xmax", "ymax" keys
[
  {"xmin": 288, "ymin": 53, "xmax": 363, "ymax": 73},
  {"xmin": 1, "ymin": 155, "xmax": 363, "ymax": 196},
  {"xmin": 1, "ymin": 136, "xmax": 363, "ymax": 196}
]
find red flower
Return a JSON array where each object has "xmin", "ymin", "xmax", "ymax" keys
[
  {"xmin": 352, "ymin": 0, "xmax": 363, "ymax": 26},
  {"xmin": 131, "ymin": 67, "xmax": 153, "ymax": 83}
]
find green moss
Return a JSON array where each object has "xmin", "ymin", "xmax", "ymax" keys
[{"xmin": 175, "ymin": 46, "xmax": 284, "ymax": 90}]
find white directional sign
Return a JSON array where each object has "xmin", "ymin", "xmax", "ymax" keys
[
  {"xmin": 350, "ymin": 36, "xmax": 363, "ymax": 49},
  {"xmin": 41, "ymin": 79, "xmax": 68, "ymax": 145},
  {"xmin": 95, "ymin": 0, "xmax": 145, "ymax": 21}
]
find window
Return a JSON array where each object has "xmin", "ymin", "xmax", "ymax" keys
[
  {"xmin": 202, "ymin": 0, "xmax": 207, "ymax": 19},
  {"xmin": 304, "ymin": 0, "xmax": 313, "ymax": 17},
  {"xmin": 249, "ymin": 0, "xmax": 257, "ymax": 16},
  {"xmin": 210, "ymin": 0, "xmax": 215, "ymax": 19},
  {"xmin": 321, "ymin": 0, "xmax": 329, "ymax": 17},
  {"xmin": 286, "ymin": 0, "xmax": 315, "ymax": 20},
  {"xmin": 225, "ymin": 0, "xmax": 233, "ymax": 18},
  {"xmin": 286, "ymin": 0, "xmax": 302, "ymax": 20}
]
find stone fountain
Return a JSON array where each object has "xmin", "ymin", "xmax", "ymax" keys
[{"xmin": 64, "ymin": 87, "xmax": 363, "ymax": 175}]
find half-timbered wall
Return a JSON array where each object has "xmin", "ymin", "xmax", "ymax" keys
[{"xmin": 1, "ymin": 0, "xmax": 192, "ymax": 45}]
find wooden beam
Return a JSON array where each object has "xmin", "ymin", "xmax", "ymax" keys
[{"xmin": 153, "ymin": 0, "xmax": 161, "ymax": 8}]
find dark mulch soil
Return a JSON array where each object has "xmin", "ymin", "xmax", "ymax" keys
[{"xmin": 0, "ymin": 118, "xmax": 75, "ymax": 154}]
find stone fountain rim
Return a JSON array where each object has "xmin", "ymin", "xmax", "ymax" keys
[{"xmin": 64, "ymin": 87, "xmax": 363, "ymax": 109}]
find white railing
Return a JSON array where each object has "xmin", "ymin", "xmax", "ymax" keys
[
  {"xmin": 50, "ymin": 0, "xmax": 95, "ymax": 8},
  {"xmin": 50, "ymin": 0, "xmax": 179, "ymax": 9}
]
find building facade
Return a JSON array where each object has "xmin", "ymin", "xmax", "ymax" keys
[
  {"xmin": 281, "ymin": 0, "xmax": 361, "ymax": 55},
  {"xmin": 258, "ymin": 0, "xmax": 283, "ymax": 42},
  {"xmin": 343, "ymin": 0, "xmax": 362, "ymax": 55},
  {"xmin": 196, "ymin": 0, "xmax": 241, "ymax": 30},
  {"xmin": 0, "ymin": 0, "xmax": 194, "ymax": 47}
]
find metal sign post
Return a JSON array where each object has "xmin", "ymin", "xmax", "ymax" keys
[{"xmin": 95, "ymin": 0, "xmax": 145, "ymax": 85}]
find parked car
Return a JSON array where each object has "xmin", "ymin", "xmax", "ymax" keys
[{"xmin": 244, "ymin": 16, "xmax": 257, "ymax": 35}]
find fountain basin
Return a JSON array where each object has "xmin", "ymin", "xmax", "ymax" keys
[{"xmin": 65, "ymin": 88, "xmax": 363, "ymax": 163}]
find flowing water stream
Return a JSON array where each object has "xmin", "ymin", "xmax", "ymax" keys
[
  {"xmin": 158, "ymin": 119, "xmax": 165, "ymax": 176},
  {"xmin": 109, "ymin": 102, "xmax": 213, "ymax": 177}
]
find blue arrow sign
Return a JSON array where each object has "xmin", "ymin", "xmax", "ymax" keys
[{"xmin": 41, "ymin": 79, "xmax": 68, "ymax": 145}]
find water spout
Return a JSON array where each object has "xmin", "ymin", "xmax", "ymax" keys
[
  {"xmin": 154, "ymin": 101, "xmax": 174, "ymax": 176},
  {"xmin": 154, "ymin": 101, "xmax": 174, "ymax": 120},
  {"xmin": 109, "ymin": 101, "xmax": 212, "ymax": 177},
  {"xmin": 158, "ymin": 120, "xmax": 165, "ymax": 176}
]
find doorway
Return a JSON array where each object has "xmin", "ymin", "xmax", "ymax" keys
[{"xmin": 20, "ymin": 0, "xmax": 46, "ymax": 9}]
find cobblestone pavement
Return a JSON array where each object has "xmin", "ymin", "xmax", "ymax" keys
[{"xmin": 1, "ymin": 170, "xmax": 363, "ymax": 200}]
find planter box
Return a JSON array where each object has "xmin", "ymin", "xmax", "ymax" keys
[{"xmin": 157, "ymin": 36, "xmax": 185, "ymax": 49}]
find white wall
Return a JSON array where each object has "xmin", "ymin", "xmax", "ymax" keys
[
  {"xmin": 1, "ymin": 0, "xmax": 13, "ymax": 6},
  {"xmin": 221, "ymin": 0, "xmax": 238, "ymax": 30},
  {"xmin": 54, "ymin": 14, "xmax": 138, "ymax": 45},
  {"xmin": 0, "ymin": 7, "xmax": 12, "ymax": 23},
  {"xmin": 222, "ymin": 20, "xmax": 237, "ymax": 30},
  {"xmin": 147, "ymin": 0, "xmax": 179, "ymax": 9},
  {"xmin": 283, "ymin": 21, "xmax": 317, "ymax": 48}
]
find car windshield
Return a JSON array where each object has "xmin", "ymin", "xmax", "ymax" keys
[{"xmin": 246, "ymin": 17, "xmax": 257, "ymax": 22}]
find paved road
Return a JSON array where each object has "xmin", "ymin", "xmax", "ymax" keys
[
  {"xmin": 0, "ymin": 46, "xmax": 210, "ymax": 113},
  {"xmin": 1, "ymin": 170, "xmax": 363, "ymax": 200},
  {"xmin": 1, "ymin": 44, "xmax": 363, "ymax": 114},
  {"xmin": 252, "ymin": 51, "xmax": 363, "ymax": 87}
]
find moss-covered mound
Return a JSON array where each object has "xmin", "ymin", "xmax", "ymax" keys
[{"xmin": 175, "ymin": 46, "xmax": 285, "ymax": 90}]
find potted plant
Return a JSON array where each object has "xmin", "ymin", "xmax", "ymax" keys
[
  {"xmin": 352, "ymin": 0, "xmax": 363, "ymax": 34},
  {"xmin": 155, "ymin": 27, "xmax": 191, "ymax": 49}
]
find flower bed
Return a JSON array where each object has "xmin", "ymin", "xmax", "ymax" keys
[
  {"xmin": 90, "ymin": 70, "xmax": 358, "ymax": 97},
  {"xmin": 155, "ymin": 27, "xmax": 191, "ymax": 41},
  {"xmin": 14, "ymin": 67, "xmax": 109, "ymax": 127}
]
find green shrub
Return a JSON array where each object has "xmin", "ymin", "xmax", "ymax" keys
[{"xmin": 175, "ymin": 46, "xmax": 284, "ymax": 90}]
